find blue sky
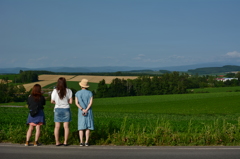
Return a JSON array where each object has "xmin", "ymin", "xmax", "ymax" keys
[{"xmin": 1, "ymin": 0, "xmax": 240, "ymax": 68}]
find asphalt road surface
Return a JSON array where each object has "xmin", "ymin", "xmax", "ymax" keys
[{"xmin": 1, "ymin": 143, "xmax": 240, "ymax": 159}]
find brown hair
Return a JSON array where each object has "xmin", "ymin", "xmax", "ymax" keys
[
  {"xmin": 56, "ymin": 77, "xmax": 67, "ymax": 99},
  {"xmin": 31, "ymin": 84, "xmax": 42, "ymax": 101}
]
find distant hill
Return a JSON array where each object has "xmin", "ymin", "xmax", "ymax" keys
[
  {"xmin": 0, "ymin": 66, "xmax": 148, "ymax": 74},
  {"xmin": 151, "ymin": 62, "xmax": 240, "ymax": 72},
  {"xmin": 1, "ymin": 62, "xmax": 240, "ymax": 74},
  {"xmin": 188, "ymin": 65, "xmax": 240, "ymax": 75}
]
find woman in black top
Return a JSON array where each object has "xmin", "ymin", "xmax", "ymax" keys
[{"xmin": 25, "ymin": 84, "xmax": 46, "ymax": 146}]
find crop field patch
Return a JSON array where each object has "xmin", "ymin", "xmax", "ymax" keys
[
  {"xmin": 23, "ymin": 81, "xmax": 58, "ymax": 91},
  {"xmin": 38, "ymin": 75, "xmax": 75, "ymax": 81},
  {"xmin": 0, "ymin": 74, "xmax": 19, "ymax": 80},
  {"xmin": 23, "ymin": 75, "xmax": 76, "ymax": 91},
  {"xmin": 69, "ymin": 75, "xmax": 138, "ymax": 84},
  {"xmin": 43, "ymin": 81, "xmax": 99, "ymax": 92},
  {"xmin": 189, "ymin": 86, "xmax": 240, "ymax": 93},
  {"xmin": 0, "ymin": 79, "xmax": 12, "ymax": 84},
  {"xmin": 22, "ymin": 74, "xmax": 137, "ymax": 91}
]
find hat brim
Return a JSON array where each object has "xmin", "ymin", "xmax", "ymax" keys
[{"xmin": 79, "ymin": 83, "xmax": 89, "ymax": 88}]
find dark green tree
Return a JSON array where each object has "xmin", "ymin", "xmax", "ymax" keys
[
  {"xmin": 225, "ymin": 73, "xmax": 236, "ymax": 78},
  {"xmin": 96, "ymin": 79, "xmax": 109, "ymax": 98}
]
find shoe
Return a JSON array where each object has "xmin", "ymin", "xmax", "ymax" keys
[
  {"xmin": 63, "ymin": 144, "xmax": 69, "ymax": 146},
  {"xmin": 85, "ymin": 143, "xmax": 89, "ymax": 147},
  {"xmin": 80, "ymin": 143, "xmax": 84, "ymax": 146},
  {"xmin": 34, "ymin": 141, "xmax": 39, "ymax": 146},
  {"xmin": 56, "ymin": 143, "xmax": 63, "ymax": 146},
  {"xmin": 25, "ymin": 141, "xmax": 29, "ymax": 146}
]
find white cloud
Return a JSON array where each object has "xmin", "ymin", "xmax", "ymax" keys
[
  {"xmin": 37, "ymin": 56, "xmax": 48, "ymax": 61},
  {"xmin": 138, "ymin": 54, "xmax": 145, "ymax": 57},
  {"xmin": 103, "ymin": 56, "xmax": 114, "ymax": 59},
  {"xmin": 132, "ymin": 54, "xmax": 190, "ymax": 66},
  {"xmin": 169, "ymin": 55, "xmax": 184, "ymax": 59},
  {"xmin": 133, "ymin": 57, "xmax": 141, "ymax": 60},
  {"xmin": 10, "ymin": 59, "xmax": 17, "ymax": 63},
  {"xmin": 226, "ymin": 51, "xmax": 240, "ymax": 58},
  {"xmin": 133, "ymin": 54, "xmax": 146, "ymax": 60}
]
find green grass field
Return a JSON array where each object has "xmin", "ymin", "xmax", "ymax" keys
[
  {"xmin": 190, "ymin": 86, "xmax": 240, "ymax": 93},
  {"xmin": 0, "ymin": 74, "xmax": 19, "ymax": 83},
  {"xmin": 1, "ymin": 87, "xmax": 240, "ymax": 146},
  {"xmin": 0, "ymin": 74, "xmax": 19, "ymax": 81}
]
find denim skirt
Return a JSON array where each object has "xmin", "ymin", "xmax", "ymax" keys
[
  {"xmin": 27, "ymin": 109, "xmax": 45, "ymax": 125},
  {"xmin": 54, "ymin": 108, "xmax": 71, "ymax": 122}
]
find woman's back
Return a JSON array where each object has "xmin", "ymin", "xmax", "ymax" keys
[
  {"xmin": 51, "ymin": 88, "xmax": 72, "ymax": 108},
  {"xmin": 76, "ymin": 89, "xmax": 92, "ymax": 108}
]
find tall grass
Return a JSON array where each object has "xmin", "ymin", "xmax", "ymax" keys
[{"xmin": 99, "ymin": 118, "xmax": 240, "ymax": 146}]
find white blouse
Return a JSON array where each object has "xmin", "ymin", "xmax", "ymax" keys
[{"xmin": 51, "ymin": 88, "xmax": 72, "ymax": 108}]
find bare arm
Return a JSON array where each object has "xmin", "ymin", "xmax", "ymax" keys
[
  {"xmin": 75, "ymin": 97, "xmax": 83, "ymax": 110},
  {"xmin": 68, "ymin": 97, "xmax": 72, "ymax": 104},
  {"xmin": 51, "ymin": 89, "xmax": 56, "ymax": 104},
  {"xmin": 83, "ymin": 97, "xmax": 93, "ymax": 113}
]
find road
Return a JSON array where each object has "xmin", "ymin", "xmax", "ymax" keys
[{"xmin": 0, "ymin": 143, "xmax": 240, "ymax": 159}]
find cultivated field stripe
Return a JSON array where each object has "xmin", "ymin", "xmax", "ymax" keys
[
  {"xmin": 69, "ymin": 75, "xmax": 138, "ymax": 84},
  {"xmin": 23, "ymin": 74, "xmax": 138, "ymax": 91}
]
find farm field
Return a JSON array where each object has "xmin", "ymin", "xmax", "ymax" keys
[
  {"xmin": 0, "ymin": 74, "xmax": 19, "ymax": 84},
  {"xmin": 23, "ymin": 75, "xmax": 75, "ymax": 91},
  {"xmin": 69, "ymin": 75, "xmax": 138, "ymax": 84},
  {"xmin": 190, "ymin": 86, "xmax": 240, "ymax": 93},
  {"xmin": 1, "ymin": 91, "xmax": 240, "ymax": 146},
  {"xmin": 0, "ymin": 74, "xmax": 19, "ymax": 81},
  {"xmin": 22, "ymin": 74, "xmax": 137, "ymax": 91},
  {"xmin": 43, "ymin": 81, "xmax": 99, "ymax": 92}
]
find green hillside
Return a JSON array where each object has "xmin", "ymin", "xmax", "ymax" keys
[{"xmin": 188, "ymin": 65, "xmax": 240, "ymax": 75}]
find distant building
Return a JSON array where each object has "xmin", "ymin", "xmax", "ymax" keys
[
  {"xmin": 215, "ymin": 78, "xmax": 238, "ymax": 82},
  {"xmin": 215, "ymin": 78, "xmax": 224, "ymax": 81}
]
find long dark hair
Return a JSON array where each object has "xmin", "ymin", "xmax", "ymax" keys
[
  {"xmin": 56, "ymin": 77, "xmax": 67, "ymax": 99},
  {"xmin": 31, "ymin": 84, "xmax": 42, "ymax": 101}
]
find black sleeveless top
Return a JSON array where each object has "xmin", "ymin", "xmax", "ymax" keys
[{"xmin": 27, "ymin": 95, "xmax": 46, "ymax": 110}]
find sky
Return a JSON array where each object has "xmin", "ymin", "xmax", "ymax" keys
[{"xmin": 0, "ymin": 0, "xmax": 240, "ymax": 68}]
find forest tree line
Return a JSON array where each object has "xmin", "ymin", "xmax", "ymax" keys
[
  {"xmin": 15, "ymin": 70, "xmax": 38, "ymax": 83},
  {"xmin": 0, "ymin": 77, "xmax": 27, "ymax": 103},
  {"xmin": 95, "ymin": 71, "xmax": 240, "ymax": 98}
]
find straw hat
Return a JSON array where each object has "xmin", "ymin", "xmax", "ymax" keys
[{"xmin": 79, "ymin": 79, "xmax": 89, "ymax": 88}]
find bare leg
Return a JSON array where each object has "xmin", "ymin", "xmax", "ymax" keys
[
  {"xmin": 63, "ymin": 122, "xmax": 69, "ymax": 145},
  {"xmin": 26, "ymin": 125, "xmax": 34, "ymax": 141},
  {"xmin": 54, "ymin": 122, "xmax": 61, "ymax": 145},
  {"xmin": 85, "ymin": 129, "xmax": 90, "ymax": 143},
  {"xmin": 79, "ymin": 130, "xmax": 84, "ymax": 143},
  {"xmin": 35, "ymin": 125, "xmax": 41, "ymax": 142}
]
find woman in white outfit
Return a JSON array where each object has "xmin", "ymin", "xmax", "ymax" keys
[{"xmin": 51, "ymin": 77, "xmax": 72, "ymax": 146}]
